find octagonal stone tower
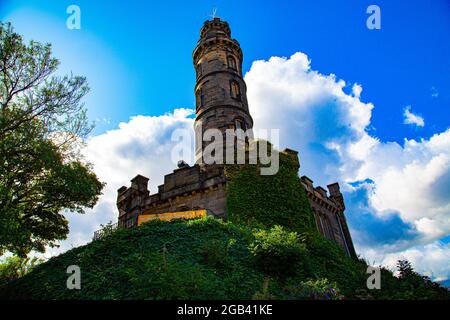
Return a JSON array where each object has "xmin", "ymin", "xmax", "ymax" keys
[{"xmin": 193, "ymin": 18, "xmax": 253, "ymax": 164}]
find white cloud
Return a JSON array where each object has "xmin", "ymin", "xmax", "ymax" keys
[
  {"xmin": 362, "ymin": 241, "xmax": 450, "ymax": 281},
  {"xmin": 352, "ymin": 83, "xmax": 363, "ymax": 99},
  {"xmin": 244, "ymin": 52, "xmax": 450, "ymax": 280},
  {"xmin": 245, "ymin": 52, "xmax": 375, "ymax": 185},
  {"xmin": 403, "ymin": 106, "xmax": 425, "ymax": 127},
  {"xmin": 42, "ymin": 109, "xmax": 195, "ymax": 258}
]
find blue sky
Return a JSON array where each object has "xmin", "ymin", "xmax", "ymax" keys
[
  {"xmin": 1, "ymin": 0, "xmax": 449, "ymax": 139},
  {"xmin": 1, "ymin": 1, "xmax": 450, "ymax": 280}
]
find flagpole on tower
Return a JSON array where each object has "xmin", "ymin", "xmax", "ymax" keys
[{"xmin": 208, "ymin": 7, "xmax": 218, "ymax": 20}]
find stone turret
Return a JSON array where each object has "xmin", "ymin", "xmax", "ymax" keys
[
  {"xmin": 327, "ymin": 182, "xmax": 345, "ymax": 210},
  {"xmin": 117, "ymin": 175, "xmax": 149, "ymax": 228}
]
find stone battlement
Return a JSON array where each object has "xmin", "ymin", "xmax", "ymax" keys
[{"xmin": 117, "ymin": 164, "xmax": 226, "ymax": 228}]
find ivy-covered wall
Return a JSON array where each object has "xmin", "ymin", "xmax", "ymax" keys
[{"xmin": 225, "ymin": 144, "xmax": 316, "ymax": 235}]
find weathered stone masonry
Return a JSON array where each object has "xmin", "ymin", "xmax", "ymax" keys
[
  {"xmin": 301, "ymin": 176, "xmax": 357, "ymax": 257},
  {"xmin": 117, "ymin": 18, "xmax": 357, "ymax": 258}
]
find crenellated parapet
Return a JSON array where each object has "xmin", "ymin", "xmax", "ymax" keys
[
  {"xmin": 117, "ymin": 164, "xmax": 227, "ymax": 228},
  {"xmin": 300, "ymin": 176, "xmax": 345, "ymax": 214},
  {"xmin": 117, "ymin": 175, "xmax": 150, "ymax": 228},
  {"xmin": 300, "ymin": 176, "xmax": 356, "ymax": 258}
]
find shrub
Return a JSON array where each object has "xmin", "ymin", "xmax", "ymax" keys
[
  {"xmin": 394, "ymin": 259, "xmax": 450, "ymax": 300},
  {"xmin": 304, "ymin": 233, "xmax": 368, "ymax": 295},
  {"xmin": 1, "ymin": 219, "xmax": 449, "ymax": 300},
  {"xmin": 93, "ymin": 221, "xmax": 120, "ymax": 241},
  {"xmin": 0, "ymin": 218, "xmax": 263, "ymax": 300},
  {"xmin": 198, "ymin": 239, "xmax": 229, "ymax": 268},
  {"xmin": 281, "ymin": 278, "xmax": 344, "ymax": 300},
  {"xmin": 249, "ymin": 226, "xmax": 309, "ymax": 280}
]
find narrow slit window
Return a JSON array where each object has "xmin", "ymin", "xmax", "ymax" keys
[
  {"xmin": 200, "ymin": 88, "xmax": 205, "ymax": 107},
  {"xmin": 235, "ymin": 119, "xmax": 245, "ymax": 140},
  {"xmin": 227, "ymin": 56, "xmax": 237, "ymax": 70},
  {"xmin": 230, "ymin": 81, "xmax": 241, "ymax": 99}
]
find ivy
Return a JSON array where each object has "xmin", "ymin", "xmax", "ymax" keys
[{"xmin": 225, "ymin": 144, "xmax": 316, "ymax": 234}]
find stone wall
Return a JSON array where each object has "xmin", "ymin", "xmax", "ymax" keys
[
  {"xmin": 117, "ymin": 164, "xmax": 227, "ymax": 228},
  {"xmin": 142, "ymin": 182, "xmax": 227, "ymax": 218},
  {"xmin": 301, "ymin": 176, "xmax": 357, "ymax": 257}
]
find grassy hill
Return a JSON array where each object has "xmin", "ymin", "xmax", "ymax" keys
[
  {"xmin": 0, "ymin": 217, "xmax": 356, "ymax": 299},
  {"xmin": 1, "ymin": 146, "xmax": 448, "ymax": 300},
  {"xmin": 1, "ymin": 216, "xmax": 448, "ymax": 300}
]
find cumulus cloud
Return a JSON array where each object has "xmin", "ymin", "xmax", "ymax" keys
[
  {"xmin": 362, "ymin": 241, "xmax": 450, "ymax": 281},
  {"xmin": 43, "ymin": 109, "xmax": 195, "ymax": 258},
  {"xmin": 244, "ymin": 52, "xmax": 450, "ymax": 280},
  {"xmin": 403, "ymin": 106, "xmax": 425, "ymax": 127},
  {"xmin": 245, "ymin": 52, "xmax": 375, "ymax": 185},
  {"xmin": 352, "ymin": 83, "xmax": 363, "ymax": 99}
]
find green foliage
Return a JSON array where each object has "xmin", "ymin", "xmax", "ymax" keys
[
  {"xmin": 93, "ymin": 221, "xmax": 121, "ymax": 241},
  {"xmin": 0, "ymin": 256, "xmax": 43, "ymax": 286},
  {"xmin": 1, "ymin": 218, "xmax": 448, "ymax": 300},
  {"xmin": 0, "ymin": 22, "xmax": 104, "ymax": 256},
  {"xmin": 281, "ymin": 278, "xmax": 344, "ymax": 300},
  {"xmin": 394, "ymin": 260, "xmax": 450, "ymax": 300},
  {"xmin": 198, "ymin": 238, "xmax": 230, "ymax": 268},
  {"xmin": 225, "ymin": 143, "xmax": 316, "ymax": 234},
  {"xmin": 304, "ymin": 233, "xmax": 368, "ymax": 296},
  {"xmin": 397, "ymin": 260, "xmax": 414, "ymax": 278},
  {"xmin": 249, "ymin": 226, "xmax": 308, "ymax": 279},
  {"xmin": 0, "ymin": 218, "xmax": 263, "ymax": 299}
]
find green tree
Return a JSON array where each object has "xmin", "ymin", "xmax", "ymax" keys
[
  {"xmin": 0, "ymin": 22, "xmax": 104, "ymax": 257},
  {"xmin": 0, "ymin": 256, "xmax": 43, "ymax": 286},
  {"xmin": 396, "ymin": 259, "xmax": 450, "ymax": 300}
]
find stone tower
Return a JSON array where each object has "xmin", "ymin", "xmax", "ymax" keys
[
  {"xmin": 193, "ymin": 18, "xmax": 253, "ymax": 164},
  {"xmin": 113, "ymin": 18, "xmax": 357, "ymax": 259}
]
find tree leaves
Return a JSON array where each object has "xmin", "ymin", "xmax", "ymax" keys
[{"xmin": 0, "ymin": 22, "xmax": 104, "ymax": 257}]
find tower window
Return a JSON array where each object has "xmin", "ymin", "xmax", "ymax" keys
[
  {"xmin": 235, "ymin": 119, "xmax": 244, "ymax": 130},
  {"xmin": 230, "ymin": 81, "xmax": 241, "ymax": 100},
  {"xmin": 235, "ymin": 119, "xmax": 245, "ymax": 140},
  {"xmin": 196, "ymin": 88, "xmax": 205, "ymax": 109},
  {"xmin": 227, "ymin": 56, "xmax": 237, "ymax": 70}
]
